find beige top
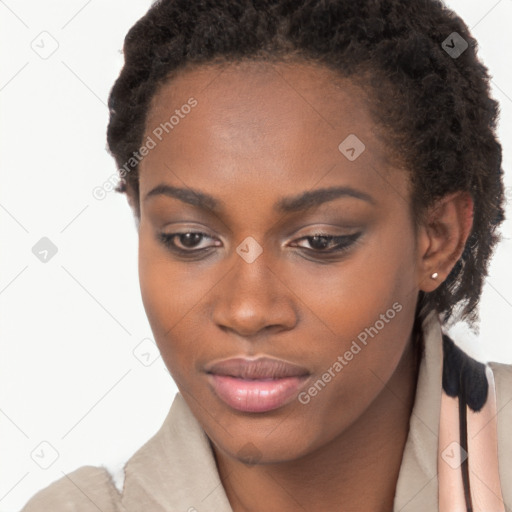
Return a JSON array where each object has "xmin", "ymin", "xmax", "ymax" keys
[{"xmin": 21, "ymin": 311, "xmax": 512, "ymax": 511}]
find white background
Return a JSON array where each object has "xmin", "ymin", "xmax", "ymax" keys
[{"xmin": 1, "ymin": 1, "xmax": 511, "ymax": 510}]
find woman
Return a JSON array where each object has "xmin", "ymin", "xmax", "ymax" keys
[{"xmin": 21, "ymin": 0, "xmax": 511, "ymax": 510}]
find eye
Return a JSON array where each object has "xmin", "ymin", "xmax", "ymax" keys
[
  {"xmin": 290, "ymin": 232, "xmax": 362, "ymax": 254},
  {"xmin": 157, "ymin": 231, "xmax": 220, "ymax": 254}
]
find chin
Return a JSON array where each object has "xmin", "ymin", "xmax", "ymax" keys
[
  {"xmin": 215, "ymin": 433, "xmax": 314, "ymax": 466},
  {"xmin": 205, "ymin": 410, "xmax": 326, "ymax": 464}
]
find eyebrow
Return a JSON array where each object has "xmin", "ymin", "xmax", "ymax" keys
[{"xmin": 143, "ymin": 184, "xmax": 375, "ymax": 214}]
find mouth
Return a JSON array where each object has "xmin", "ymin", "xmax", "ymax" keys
[{"xmin": 205, "ymin": 357, "xmax": 311, "ymax": 413}]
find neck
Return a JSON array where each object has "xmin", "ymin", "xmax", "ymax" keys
[{"xmin": 213, "ymin": 328, "xmax": 422, "ymax": 512}]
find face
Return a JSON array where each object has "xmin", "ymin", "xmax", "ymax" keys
[{"xmin": 136, "ymin": 60, "xmax": 423, "ymax": 463}]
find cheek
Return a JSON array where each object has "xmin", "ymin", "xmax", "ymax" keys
[
  {"xmin": 138, "ymin": 226, "xmax": 204, "ymax": 326},
  {"xmin": 295, "ymin": 219, "xmax": 418, "ymax": 410},
  {"xmin": 289, "ymin": 218, "xmax": 417, "ymax": 336},
  {"xmin": 138, "ymin": 235, "xmax": 174, "ymax": 333},
  {"xmin": 137, "ymin": 230, "xmax": 195, "ymax": 370},
  {"xmin": 137, "ymin": 227, "xmax": 225, "ymax": 387}
]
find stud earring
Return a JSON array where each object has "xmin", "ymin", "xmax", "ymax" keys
[{"xmin": 431, "ymin": 272, "xmax": 439, "ymax": 279}]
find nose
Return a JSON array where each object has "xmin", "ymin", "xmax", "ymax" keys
[{"xmin": 212, "ymin": 248, "xmax": 298, "ymax": 338}]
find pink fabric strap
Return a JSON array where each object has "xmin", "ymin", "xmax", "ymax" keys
[{"xmin": 438, "ymin": 365, "xmax": 505, "ymax": 511}]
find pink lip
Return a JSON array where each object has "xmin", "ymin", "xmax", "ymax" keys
[
  {"xmin": 207, "ymin": 374, "xmax": 309, "ymax": 413},
  {"xmin": 205, "ymin": 357, "xmax": 310, "ymax": 413}
]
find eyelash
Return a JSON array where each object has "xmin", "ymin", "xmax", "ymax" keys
[{"xmin": 157, "ymin": 231, "xmax": 362, "ymax": 258}]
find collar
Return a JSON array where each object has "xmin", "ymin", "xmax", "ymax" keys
[
  {"xmin": 393, "ymin": 308, "xmax": 443, "ymax": 511},
  {"xmin": 121, "ymin": 390, "xmax": 233, "ymax": 511},
  {"xmin": 120, "ymin": 309, "xmax": 444, "ymax": 512}
]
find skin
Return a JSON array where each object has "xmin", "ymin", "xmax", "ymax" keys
[{"xmin": 128, "ymin": 60, "xmax": 473, "ymax": 512}]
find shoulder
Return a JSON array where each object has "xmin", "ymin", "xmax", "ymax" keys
[
  {"xmin": 488, "ymin": 359, "xmax": 512, "ymax": 395},
  {"xmin": 487, "ymin": 361, "xmax": 512, "ymax": 494},
  {"xmin": 488, "ymin": 360, "xmax": 512, "ymax": 428},
  {"xmin": 442, "ymin": 335, "xmax": 512, "ymax": 483},
  {"xmin": 20, "ymin": 465, "xmax": 122, "ymax": 512}
]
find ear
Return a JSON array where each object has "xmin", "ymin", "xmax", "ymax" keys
[{"xmin": 416, "ymin": 190, "xmax": 474, "ymax": 292}]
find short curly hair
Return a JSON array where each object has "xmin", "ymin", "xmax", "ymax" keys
[{"xmin": 106, "ymin": 0, "xmax": 505, "ymax": 329}]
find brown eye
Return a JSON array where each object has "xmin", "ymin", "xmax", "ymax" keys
[
  {"xmin": 158, "ymin": 231, "xmax": 219, "ymax": 253},
  {"xmin": 292, "ymin": 232, "xmax": 362, "ymax": 254},
  {"xmin": 175, "ymin": 232, "xmax": 205, "ymax": 249}
]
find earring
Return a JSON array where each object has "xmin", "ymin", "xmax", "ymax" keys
[{"xmin": 431, "ymin": 272, "xmax": 439, "ymax": 279}]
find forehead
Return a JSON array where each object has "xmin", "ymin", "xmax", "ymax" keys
[{"xmin": 139, "ymin": 60, "xmax": 409, "ymax": 213}]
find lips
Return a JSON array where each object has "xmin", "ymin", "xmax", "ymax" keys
[
  {"xmin": 205, "ymin": 357, "xmax": 311, "ymax": 413},
  {"xmin": 205, "ymin": 357, "xmax": 310, "ymax": 379}
]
